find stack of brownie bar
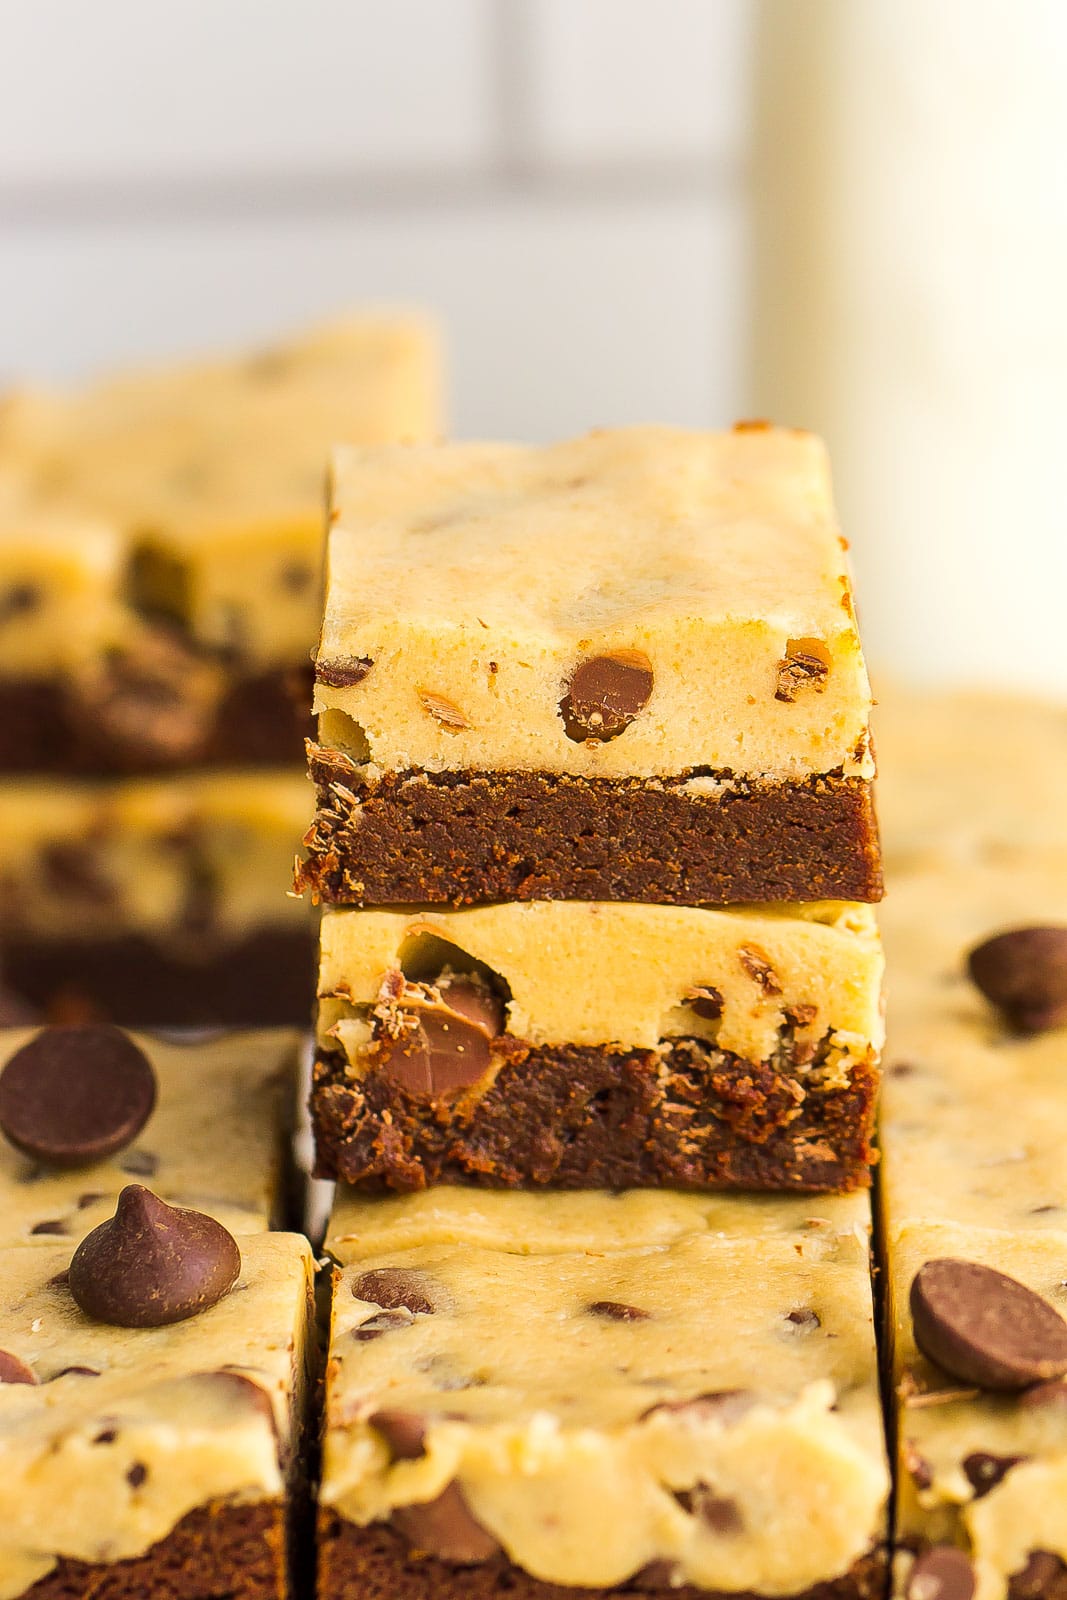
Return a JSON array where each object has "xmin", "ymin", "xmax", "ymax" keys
[
  {"xmin": 299, "ymin": 425, "xmax": 893, "ymax": 1599},
  {"xmin": 0, "ymin": 313, "xmax": 440, "ymax": 1025}
]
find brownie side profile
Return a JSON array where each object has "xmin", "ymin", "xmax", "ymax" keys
[
  {"xmin": 298, "ymin": 757, "xmax": 884, "ymax": 906},
  {"xmin": 22, "ymin": 1499, "xmax": 286, "ymax": 1600},
  {"xmin": 3, "ymin": 927, "xmax": 316, "ymax": 1027},
  {"xmin": 311, "ymin": 1039, "xmax": 879, "ymax": 1193},
  {"xmin": 317, "ymin": 1512, "xmax": 888, "ymax": 1600}
]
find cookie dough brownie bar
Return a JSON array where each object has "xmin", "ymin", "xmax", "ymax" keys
[
  {"xmin": 318, "ymin": 1186, "xmax": 889, "ymax": 1600},
  {"xmin": 312, "ymin": 899, "xmax": 884, "ymax": 1193},
  {"xmin": 298, "ymin": 425, "xmax": 882, "ymax": 907}
]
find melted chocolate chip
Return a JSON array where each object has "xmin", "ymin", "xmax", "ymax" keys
[
  {"xmin": 68, "ymin": 1186, "xmax": 240, "ymax": 1328},
  {"xmin": 775, "ymin": 638, "xmax": 832, "ymax": 703},
  {"xmin": 377, "ymin": 979, "xmax": 503, "ymax": 1098},
  {"xmin": 686, "ymin": 985, "xmax": 724, "ymax": 1021},
  {"xmin": 0, "ymin": 1025, "xmax": 157, "ymax": 1167},
  {"xmin": 739, "ymin": 945, "xmax": 782, "ymax": 996},
  {"xmin": 371, "ymin": 1408, "xmax": 428, "ymax": 1460},
  {"xmin": 353, "ymin": 1268, "xmax": 436, "ymax": 1316},
  {"xmin": 391, "ymin": 1481, "xmax": 500, "ymax": 1564},
  {"xmin": 315, "ymin": 656, "xmax": 373, "ymax": 689},
  {"xmin": 0, "ymin": 1349, "xmax": 37, "ymax": 1385},
  {"xmin": 910, "ymin": 1258, "xmax": 1067, "ymax": 1390},
  {"xmin": 52, "ymin": 1366, "xmax": 100, "ymax": 1379},
  {"xmin": 353, "ymin": 1309, "xmax": 415, "ymax": 1341},
  {"xmin": 560, "ymin": 651, "xmax": 654, "ymax": 742},
  {"xmin": 587, "ymin": 1301, "xmax": 651, "ymax": 1322},
  {"xmin": 906, "ymin": 1547, "xmax": 976, "ymax": 1600},
  {"xmin": 968, "ymin": 927, "xmax": 1067, "ymax": 1033},
  {"xmin": 962, "ymin": 1451, "xmax": 1026, "ymax": 1498}
]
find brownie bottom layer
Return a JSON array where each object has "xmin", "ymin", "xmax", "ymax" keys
[
  {"xmin": 298, "ymin": 754, "xmax": 883, "ymax": 906},
  {"xmin": 317, "ymin": 1510, "xmax": 888, "ymax": 1600},
  {"xmin": 2, "ymin": 927, "xmax": 316, "ymax": 1027},
  {"xmin": 312, "ymin": 1038, "xmax": 879, "ymax": 1193},
  {"xmin": 22, "ymin": 1498, "xmax": 285, "ymax": 1600}
]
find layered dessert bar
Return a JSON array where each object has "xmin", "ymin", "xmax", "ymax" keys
[
  {"xmin": 0, "ymin": 1024, "xmax": 298, "ymax": 1244},
  {"xmin": 312, "ymin": 898, "xmax": 884, "ymax": 1192},
  {"xmin": 0, "ymin": 769, "xmax": 314, "ymax": 1024},
  {"xmin": 0, "ymin": 314, "xmax": 441, "ymax": 773},
  {"xmin": 0, "ymin": 1222, "xmax": 313, "ymax": 1598},
  {"xmin": 318, "ymin": 1185, "xmax": 889, "ymax": 1600},
  {"xmin": 297, "ymin": 426, "xmax": 882, "ymax": 908},
  {"xmin": 879, "ymin": 792, "xmax": 1067, "ymax": 1592}
]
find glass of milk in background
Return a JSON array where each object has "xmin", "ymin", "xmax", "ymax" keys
[{"xmin": 750, "ymin": 0, "xmax": 1067, "ymax": 695}]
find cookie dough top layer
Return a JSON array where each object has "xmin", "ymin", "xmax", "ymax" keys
[
  {"xmin": 321, "ymin": 1186, "xmax": 887, "ymax": 1594},
  {"xmin": 316, "ymin": 426, "xmax": 874, "ymax": 781},
  {"xmin": 317, "ymin": 898, "xmax": 884, "ymax": 1069},
  {"xmin": 0, "ymin": 1231, "xmax": 311, "ymax": 1600},
  {"xmin": 0, "ymin": 1027, "xmax": 297, "ymax": 1244}
]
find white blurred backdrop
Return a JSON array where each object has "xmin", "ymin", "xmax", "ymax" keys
[{"xmin": 2, "ymin": 0, "xmax": 1066, "ymax": 692}]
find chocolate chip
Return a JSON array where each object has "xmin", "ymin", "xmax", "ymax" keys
[
  {"xmin": 785, "ymin": 1003, "xmax": 819, "ymax": 1028},
  {"xmin": 127, "ymin": 1462, "xmax": 148, "ymax": 1488},
  {"xmin": 52, "ymin": 1366, "xmax": 100, "ymax": 1379},
  {"xmin": 784, "ymin": 1308, "xmax": 821, "ymax": 1334},
  {"xmin": 906, "ymin": 1547, "xmax": 976, "ymax": 1600},
  {"xmin": 1021, "ymin": 1379, "xmax": 1067, "ymax": 1408},
  {"xmin": 353, "ymin": 1310, "xmax": 415, "ymax": 1340},
  {"xmin": 587, "ymin": 1301, "xmax": 651, "ymax": 1322},
  {"xmin": 197, "ymin": 1370, "xmax": 277, "ymax": 1431},
  {"xmin": 78, "ymin": 1192, "xmax": 107, "ymax": 1209},
  {"xmin": 391, "ymin": 1481, "xmax": 499, "ymax": 1563},
  {"xmin": 30, "ymin": 1220, "xmax": 67, "ymax": 1236},
  {"xmin": 120, "ymin": 1150, "xmax": 159, "ymax": 1177},
  {"xmin": 775, "ymin": 638, "xmax": 832, "ymax": 703},
  {"xmin": 559, "ymin": 651, "xmax": 654, "ymax": 742},
  {"xmin": 371, "ymin": 1408, "xmax": 428, "ymax": 1460},
  {"xmin": 0, "ymin": 583, "xmax": 40, "ymax": 622},
  {"xmin": 968, "ymin": 927, "xmax": 1067, "ymax": 1033},
  {"xmin": 642, "ymin": 1390, "xmax": 755, "ymax": 1425},
  {"xmin": 674, "ymin": 1485, "xmax": 743, "ymax": 1534},
  {"xmin": 280, "ymin": 561, "xmax": 313, "ymax": 594},
  {"xmin": 68, "ymin": 1186, "xmax": 240, "ymax": 1328},
  {"xmin": 962, "ymin": 1451, "xmax": 1026, "ymax": 1498},
  {"xmin": 739, "ymin": 945, "xmax": 782, "ymax": 996},
  {"xmin": 0, "ymin": 1025, "xmax": 157, "ymax": 1167},
  {"xmin": 0, "ymin": 1350, "xmax": 37, "ymax": 1385},
  {"xmin": 94, "ymin": 1427, "xmax": 117, "ymax": 1444},
  {"xmin": 910, "ymin": 1258, "xmax": 1067, "ymax": 1390},
  {"xmin": 686, "ymin": 985, "xmax": 724, "ymax": 1021},
  {"xmin": 353, "ymin": 1268, "xmax": 436, "ymax": 1316},
  {"xmin": 377, "ymin": 979, "xmax": 502, "ymax": 1098},
  {"xmin": 1010, "ymin": 1553, "xmax": 1067, "ymax": 1600},
  {"xmin": 315, "ymin": 656, "xmax": 373, "ymax": 689}
]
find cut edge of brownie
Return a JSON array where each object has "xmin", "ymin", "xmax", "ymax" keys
[
  {"xmin": 316, "ymin": 1509, "xmax": 890, "ymax": 1600},
  {"xmin": 310, "ymin": 1037, "xmax": 880, "ymax": 1194},
  {"xmin": 297, "ymin": 751, "xmax": 884, "ymax": 906}
]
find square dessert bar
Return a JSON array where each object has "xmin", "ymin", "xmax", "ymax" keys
[
  {"xmin": 299, "ymin": 425, "xmax": 882, "ymax": 907},
  {"xmin": 318, "ymin": 1186, "xmax": 889, "ymax": 1600},
  {"xmin": 0, "ymin": 315, "xmax": 441, "ymax": 774},
  {"xmin": 0, "ymin": 1230, "xmax": 312, "ymax": 1599},
  {"xmin": 0, "ymin": 1025, "xmax": 299, "ymax": 1244},
  {"xmin": 312, "ymin": 898, "xmax": 884, "ymax": 1193},
  {"xmin": 878, "ymin": 829, "xmax": 1067, "ymax": 1592},
  {"xmin": 0, "ymin": 769, "xmax": 315, "ymax": 1025}
]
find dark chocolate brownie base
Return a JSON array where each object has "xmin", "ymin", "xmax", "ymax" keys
[
  {"xmin": 297, "ymin": 751, "xmax": 883, "ymax": 906},
  {"xmin": 22, "ymin": 1498, "xmax": 285, "ymax": 1600},
  {"xmin": 3, "ymin": 927, "xmax": 316, "ymax": 1027},
  {"xmin": 311, "ymin": 1037, "xmax": 879, "ymax": 1193},
  {"xmin": 0, "ymin": 666, "xmax": 311, "ymax": 775},
  {"xmin": 317, "ymin": 1511, "xmax": 888, "ymax": 1600}
]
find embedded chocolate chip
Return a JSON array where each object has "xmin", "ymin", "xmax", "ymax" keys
[
  {"xmin": 0, "ymin": 1025, "xmax": 157, "ymax": 1167},
  {"xmin": 196, "ymin": 1370, "xmax": 277, "ymax": 1431},
  {"xmin": 1011, "ymin": 1553, "xmax": 1067, "ymax": 1600},
  {"xmin": 377, "ymin": 980, "xmax": 503, "ymax": 1098},
  {"xmin": 30, "ymin": 1220, "xmax": 67, "ymax": 1236},
  {"xmin": 784, "ymin": 1308, "xmax": 821, "ymax": 1334},
  {"xmin": 353, "ymin": 1310, "xmax": 415, "ymax": 1341},
  {"xmin": 68, "ymin": 1186, "xmax": 240, "ymax": 1328},
  {"xmin": 775, "ymin": 638, "xmax": 832, "ymax": 703},
  {"xmin": 739, "ymin": 945, "xmax": 782, "ymax": 996},
  {"xmin": 280, "ymin": 561, "xmax": 313, "ymax": 594},
  {"xmin": 686, "ymin": 985, "xmax": 724, "ymax": 1021},
  {"xmin": 120, "ymin": 1150, "xmax": 159, "ymax": 1177},
  {"xmin": 78, "ymin": 1192, "xmax": 107, "ymax": 1209},
  {"xmin": 642, "ymin": 1390, "xmax": 755, "ymax": 1425},
  {"xmin": 587, "ymin": 1301, "xmax": 651, "ymax": 1322},
  {"xmin": 906, "ymin": 1547, "xmax": 976, "ymax": 1600},
  {"xmin": 910, "ymin": 1258, "xmax": 1067, "ymax": 1390},
  {"xmin": 353, "ymin": 1268, "xmax": 436, "ymax": 1316},
  {"xmin": 967, "ymin": 927, "xmax": 1067, "ymax": 1033},
  {"xmin": 371, "ymin": 1408, "xmax": 428, "ymax": 1460},
  {"xmin": 0, "ymin": 1349, "xmax": 37, "ymax": 1385},
  {"xmin": 94, "ymin": 1426, "xmax": 118, "ymax": 1444},
  {"xmin": 315, "ymin": 656, "xmax": 373, "ymax": 689},
  {"xmin": 0, "ymin": 583, "xmax": 41, "ymax": 622},
  {"xmin": 674, "ymin": 1485, "xmax": 743, "ymax": 1534},
  {"xmin": 962, "ymin": 1451, "xmax": 1026, "ymax": 1498},
  {"xmin": 127, "ymin": 1462, "xmax": 148, "ymax": 1488},
  {"xmin": 391, "ymin": 1481, "xmax": 500, "ymax": 1563},
  {"xmin": 560, "ymin": 651, "xmax": 654, "ymax": 742},
  {"xmin": 52, "ymin": 1366, "xmax": 100, "ymax": 1379}
]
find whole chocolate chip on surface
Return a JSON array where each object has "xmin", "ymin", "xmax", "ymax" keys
[
  {"xmin": 906, "ymin": 1546, "xmax": 976, "ymax": 1600},
  {"xmin": 68, "ymin": 1185, "xmax": 240, "ymax": 1328},
  {"xmin": 559, "ymin": 651, "xmax": 654, "ymax": 742},
  {"xmin": 371, "ymin": 1408, "xmax": 428, "ymax": 1460},
  {"xmin": 0, "ymin": 1025, "xmax": 157, "ymax": 1168},
  {"xmin": 378, "ymin": 979, "xmax": 502, "ymax": 1098},
  {"xmin": 353, "ymin": 1268, "xmax": 436, "ymax": 1316},
  {"xmin": 0, "ymin": 1349, "xmax": 37, "ymax": 1385},
  {"xmin": 967, "ymin": 926, "xmax": 1067, "ymax": 1033},
  {"xmin": 910, "ymin": 1258, "xmax": 1067, "ymax": 1390},
  {"xmin": 392, "ymin": 1481, "xmax": 500, "ymax": 1563}
]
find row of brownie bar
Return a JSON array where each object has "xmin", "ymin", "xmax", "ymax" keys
[{"xmin": 300, "ymin": 423, "xmax": 893, "ymax": 1600}]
